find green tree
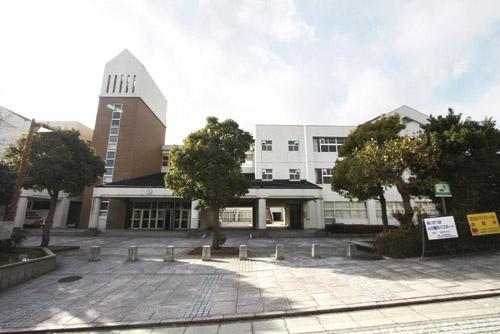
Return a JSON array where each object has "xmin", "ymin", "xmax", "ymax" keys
[
  {"xmin": 332, "ymin": 115, "xmax": 404, "ymax": 230},
  {"xmin": 354, "ymin": 136, "xmax": 439, "ymax": 228},
  {"xmin": 420, "ymin": 109, "xmax": 500, "ymax": 215},
  {"xmin": 4, "ymin": 129, "xmax": 105, "ymax": 246},
  {"xmin": 164, "ymin": 117, "xmax": 254, "ymax": 248}
]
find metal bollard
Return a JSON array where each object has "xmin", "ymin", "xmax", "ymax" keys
[
  {"xmin": 164, "ymin": 246, "xmax": 175, "ymax": 262},
  {"xmin": 275, "ymin": 244, "xmax": 284, "ymax": 260},
  {"xmin": 312, "ymin": 243, "xmax": 320, "ymax": 259},
  {"xmin": 239, "ymin": 245, "xmax": 248, "ymax": 260},
  {"xmin": 127, "ymin": 246, "xmax": 138, "ymax": 262},
  {"xmin": 202, "ymin": 245, "xmax": 211, "ymax": 261},
  {"xmin": 89, "ymin": 246, "xmax": 101, "ymax": 262},
  {"xmin": 346, "ymin": 243, "xmax": 357, "ymax": 259}
]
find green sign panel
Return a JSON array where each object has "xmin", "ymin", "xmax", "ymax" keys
[{"xmin": 434, "ymin": 182, "xmax": 452, "ymax": 197}]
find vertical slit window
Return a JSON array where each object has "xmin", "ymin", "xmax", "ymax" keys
[
  {"xmin": 132, "ymin": 75, "xmax": 136, "ymax": 93},
  {"xmin": 106, "ymin": 75, "xmax": 111, "ymax": 93},
  {"xmin": 125, "ymin": 75, "xmax": 130, "ymax": 93},
  {"xmin": 119, "ymin": 75, "xmax": 124, "ymax": 93},
  {"xmin": 112, "ymin": 75, "xmax": 117, "ymax": 93}
]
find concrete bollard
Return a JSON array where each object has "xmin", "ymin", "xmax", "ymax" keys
[
  {"xmin": 312, "ymin": 243, "xmax": 320, "ymax": 259},
  {"xmin": 202, "ymin": 245, "xmax": 211, "ymax": 261},
  {"xmin": 275, "ymin": 244, "xmax": 284, "ymax": 260},
  {"xmin": 346, "ymin": 243, "xmax": 357, "ymax": 259},
  {"xmin": 239, "ymin": 245, "xmax": 248, "ymax": 260},
  {"xmin": 164, "ymin": 246, "xmax": 175, "ymax": 262},
  {"xmin": 89, "ymin": 246, "xmax": 101, "ymax": 262},
  {"xmin": 127, "ymin": 246, "xmax": 138, "ymax": 262}
]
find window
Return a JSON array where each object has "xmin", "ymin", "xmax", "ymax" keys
[
  {"xmin": 106, "ymin": 74, "xmax": 111, "ymax": 93},
  {"xmin": 261, "ymin": 140, "xmax": 272, "ymax": 151},
  {"xmin": 315, "ymin": 168, "xmax": 332, "ymax": 184},
  {"xmin": 103, "ymin": 104, "xmax": 123, "ymax": 183},
  {"xmin": 288, "ymin": 140, "xmax": 299, "ymax": 151},
  {"xmin": 289, "ymin": 169, "xmax": 300, "ymax": 181},
  {"xmin": 162, "ymin": 154, "xmax": 169, "ymax": 167},
  {"xmin": 376, "ymin": 201, "xmax": 405, "ymax": 218},
  {"xmin": 325, "ymin": 201, "xmax": 367, "ymax": 220},
  {"xmin": 105, "ymin": 159, "xmax": 114, "ymax": 167},
  {"xmin": 132, "ymin": 75, "xmax": 136, "ymax": 93},
  {"xmin": 112, "ymin": 75, "xmax": 117, "ymax": 93},
  {"xmin": 108, "ymin": 135, "xmax": 118, "ymax": 143},
  {"xmin": 106, "ymin": 151, "xmax": 115, "ymax": 159},
  {"xmin": 415, "ymin": 201, "xmax": 439, "ymax": 216},
  {"xmin": 313, "ymin": 137, "xmax": 345, "ymax": 153},
  {"xmin": 262, "ymin": 169, "xmax": 273, "ymax": 181}
]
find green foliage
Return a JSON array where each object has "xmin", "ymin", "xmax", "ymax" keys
[
  {"xmin": 3, "ymin": 129, "xmax": 105, "ymax": 198},
  {"xmin": 354, "ymin": 136, "xmax": 439, "ymax": 227},
  {"xmin": 420, "ymin": 109, "xmax": 500, "ymax": 215},
  {"xmin": 0, "ymin": 162, "xmax": 16, "ymax": 206},
  {"xmin": 340, "ymin": 114, "xmax": 404, "ymax": 156},
  {"xmin": 3, "ymin": 129, "xmax": 105, "ymax": 246},
  {"xmin": 375, "ymin": 228, "xmax": 421, "ymax": 258},
  {"xmin": 214, "ymin": 232, "xmax": 227, "ymax": 248},
  {"xmin": 332, "ymin": 115, "xmax": 405, "ymax": 230},
  {"xmin": 165, "ymin": 117, "xmax": 253, "ymax": 248}
]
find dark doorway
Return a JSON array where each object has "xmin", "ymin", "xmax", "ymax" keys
[
  {"xmin": 289, "ymin": 204, "xmax": 303, "ymax": 229},
  {"xmin": 67, "ymin": 202, "xmax": 82, "ymax": 228}
]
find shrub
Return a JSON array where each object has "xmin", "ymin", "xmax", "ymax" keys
[
  {"xmin": 375, "ymin": 228, "xmax": 421, "ymax": 258},
  {"xmin": 214, "ymin": 232, "xmax": 226, "ymax": 248}
]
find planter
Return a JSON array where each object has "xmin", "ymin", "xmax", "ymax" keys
[{"xmin": 0, "ymin": 247, "xmax": 56, "ymax": 290}]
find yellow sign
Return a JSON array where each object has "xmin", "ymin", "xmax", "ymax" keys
[{"xmin": 466, "ymin": 212, "xmax": 500, "ymax": 236}]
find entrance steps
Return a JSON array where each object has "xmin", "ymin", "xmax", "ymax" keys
[
  {"xmin": 22, "ymin": 228, "xmax": 95, "ymax": 237},
  {"xmin": 221, "ymin": 228, "xmax": 328, "ymax": 238}
]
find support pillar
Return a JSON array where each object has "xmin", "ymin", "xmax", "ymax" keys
[
  {"xmin": 88, "ymin": 197, "xmax": 101, "ymax": 230},
  {"xmin": 366, "ymin": 200, "xmax": 377, "ymax": 225},
  {"xmin": 13, "ymin": 197, "xmax": 28, "ymax": 229},
  {"xmin": 314, "ymin": 199, "xmax": 323, "ymax": 229},
  {"xmin": 53, "ymin": 197, "xmax": 70, "ymax": 228},
  {"xmin": 190, "ymin": 200, "xmax": 199, "ymax": 230},
  {"xmin": 258, "ymin": 198, "xmax": 267, "ymax": 230}
]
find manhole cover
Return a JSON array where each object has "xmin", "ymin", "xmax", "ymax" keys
[{"xmin": 58, "ymin": 275, "xmax": 82, "ymax": 283}]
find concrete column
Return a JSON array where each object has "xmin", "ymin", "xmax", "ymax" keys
[
  {"xmin": 366, "ymin": 200, "xmax": 377, "ymax": 225},
  {"xmin": 346, "ymin": 243, "xmax": 357, "ymax": 259},
  {"xmin": 239, "ymin": 245, "xmax": 248, "ymax": 260},
  {"xmin": 275, "ymin": 244, "xmax": 284, "ymax": 260},
  {"xmin": 257, "ymin": 198, "xmax": 267, "ymax": 230},
  {"xmin": 202, "ymin": 245, "xmax": 211, "ymax": 261},
  {"xmin": 164, "ymin": 246, "xmax": 175, "ymax": 261},
  {"xmin": 89, "ymin": 246, "xmax": 101, "ymax": 262},
  {"xmin": 314, "ymin": 199, "xmax": 324, "ymax": 229},
  {"xmin": 190, "ymin": 200, "xmax": 199, "ymax": 230},
  {"xmin": 88, "ymin": 197, "xmax": 101, "ymax": 229},
  {"xmin": 53, "ymin": 197, "xmax": 70, "ymax": 228},
  {"xmin": 128, "ymin": 246, "xmax": 138, "ymax": 262},
  {"xmin": 13, "ymin": 197, "xmax": 29, "ymax": 229}
]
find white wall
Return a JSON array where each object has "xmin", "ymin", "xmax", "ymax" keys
[
  {"xmin": 0, "ymin": 107, "xmax": 31, "ymax": 157},
  {"xmin": 100, "ymin": 49, "xmax": 167, "ymax": 126}
]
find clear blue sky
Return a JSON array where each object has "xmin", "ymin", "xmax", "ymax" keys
[{"xmin": 1, "ymin": 0, "xmax": 500, "ymax": 143}]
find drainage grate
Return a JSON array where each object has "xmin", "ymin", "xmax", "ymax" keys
[{"xmin": 58, "ymin": 275, "xmax": 82, "ymax": 283}]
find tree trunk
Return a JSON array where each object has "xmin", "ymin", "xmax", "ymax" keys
[
  {"xmin": 378, "ymin": 192, "xmax": 389, "ymax": 232},
  {"xmin": 211, "ymin": 207, "xmax": 221, "ymax": 249},
  {"xmin": 41, "ymin": 190, "xmax": 58, "ymax": 247},
  {"xmin": 395, "ymin": 179, "xmax": 413, "ymax": 229}
]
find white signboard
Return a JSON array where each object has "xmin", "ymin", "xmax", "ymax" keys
[{"xmin": 424, "ymin": 216, "xmax": 459, "ymax": 240}]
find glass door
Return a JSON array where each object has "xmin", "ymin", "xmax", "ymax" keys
[{"xmin": 173, "ymin": 209, "xmax": 190, "ymax": 229}]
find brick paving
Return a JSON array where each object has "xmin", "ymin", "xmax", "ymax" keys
[{"xmin": 0, "ymin": 235, "xmax": 499, "ymax": 332}]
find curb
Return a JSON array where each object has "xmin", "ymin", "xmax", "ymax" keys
[{"xmin": 3, "ymin": 289, "xmax": 500, "ymax": 333}]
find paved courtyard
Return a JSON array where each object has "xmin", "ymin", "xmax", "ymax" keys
[{"xmin": 1, "ymin": 235, "xmax": 500, "ymax": 332}]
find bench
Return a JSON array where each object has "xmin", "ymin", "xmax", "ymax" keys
[{"xmin": 346, "ymin": 240, "xmax": 376, "ymax": 259}]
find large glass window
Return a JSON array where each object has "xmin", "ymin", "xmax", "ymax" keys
[
  {"xmin": 324, "ymin": 201, "xmax": 367, "ymax": 220},
  {"xmin": 376, "ymin": 201, "xmax": 405, "ymax": 218},
  {"xmin": 130, "ymin": 201, "xmax": 190, "ymax": 230},
  {"xmin": 315, "ymin": 168, "xmax": 332, "ymax": 184},
  {"xmin": 103, "ymin": 104, "xmax": 123, "ymax": 183},
  {"xmin": 313, "ymin": 137, "xmax": 345, "ymax": 153}
]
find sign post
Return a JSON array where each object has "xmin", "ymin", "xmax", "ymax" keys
[
  {"xmin": 421, "ymin": 216, "xmax": 459, "ymax": 259},
  {"xmin": 466, "ymin": 212, "xmax": 500, "ymax": 236},
  {"xmin": 434, "ymin": 182, "xmax": 452, "ymax": 215}
]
